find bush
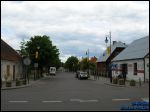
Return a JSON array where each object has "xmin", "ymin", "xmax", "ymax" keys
[
  {"xmin": 118, "ymin": 79, "xmax": 125, "ymax": 85},
  {"xmin": 6, "ymin": 81, "xmax": 12, "ymax": 87},
  {"xmin": 130, "ymin": 80, "xmax": 136, "ymax": 86},
  {"xmin": 113, "ymin": 77, "xmax": 118, "ymax": 84},
  {"xmin": 117, "ymin": 74, "xmax": 123, "ymax": 79},
  {"xmin": 16, "ymin": 78, "xmax": 21, "ymax": 86}
]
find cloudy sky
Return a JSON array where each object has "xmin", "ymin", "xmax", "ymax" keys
[{"xmin": 1, "ymin": 1, "xmax": 149, "ymax": 62}]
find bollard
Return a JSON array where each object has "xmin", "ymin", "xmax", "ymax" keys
[{"xmin": 139, "ymin": 78, "xmax": 141, "ymax": 87}]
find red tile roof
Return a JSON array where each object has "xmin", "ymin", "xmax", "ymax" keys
[{"xmin": 1, "ymin": 39, "xmax": 22, "ymax": 62}]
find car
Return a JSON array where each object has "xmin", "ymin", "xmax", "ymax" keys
[
  {"xmin": 49, "ymin": 67, "xmax": 56, "ymax": 76},
  {"xmin": 77, "ymin": 71, "xmax": 89, "ymax": 80}
]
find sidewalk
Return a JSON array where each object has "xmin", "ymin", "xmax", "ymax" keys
[
  {"xmin": 1, "ymin": 76, "xmax": 50, "ymax": 90},
  {"xmin": 89, "ymin": 75, "xmax": 149, "ymax": 88}
]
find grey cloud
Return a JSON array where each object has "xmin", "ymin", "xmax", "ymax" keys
[{"xmin": 1, "ymin": 1, "xmax": 149, "ymax": 62}]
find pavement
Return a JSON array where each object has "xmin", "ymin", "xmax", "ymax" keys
[{"xmin": 89, "ymin": 75, "xmax": 149, "ymax": 88}]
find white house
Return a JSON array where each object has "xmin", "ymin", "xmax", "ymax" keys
[
  {"xmin": 112, "ymin": 36, "xmax": 149, "ymax": 82},
  {"xmin": 1, "ymin": 39, "xmax": 23, "ymax": 81}
]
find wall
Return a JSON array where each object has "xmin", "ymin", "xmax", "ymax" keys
[
  {"xmin": 1, "ymin": 60, "xmax": 22, "ymax": 81},
  {"xmin": 145, "ymin": 56, "xmax": 149, "ymax": 81},
  {"xmin": 112, "ymin": 59, "xmax": 145, "ymax": 82}
]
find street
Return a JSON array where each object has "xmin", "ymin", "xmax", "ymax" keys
[{"xmin": 1, "ymin": 72, "xmax": 149, "ymax": 111}]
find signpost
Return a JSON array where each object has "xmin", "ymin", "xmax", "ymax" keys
[{"xmin": 23, "ymin": 57, "xmax": 31, "ymax": 84}]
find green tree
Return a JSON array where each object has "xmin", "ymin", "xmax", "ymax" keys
[
  {"xmin": 65, "ymin": 56, "xmax": 79, "ymax": 72},
  {"xmin": 20, "ymin": 39, "xmax": 28, "ymax": 57},
  {"xmin": 80, "ymin": 58, "xmax": 89, "ymax": 71},
  {"xmin": 21, "ymin": 35, "xmax": 61, "ymax": 72},
  {"xmin": 79, "ymin": 57, "xmax": 96, "ymax": 73}
]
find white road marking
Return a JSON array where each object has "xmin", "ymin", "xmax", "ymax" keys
[
  {"xmin": 70, "ymin": 99, "xmax": 98, "ymax": 102},
  {"xmin": 8, "ymin": 101, "xmax": 28, "ymax": 103},
  {"xmin": 42, "ymin": 101, "xmax": 63, "ymax": 103},
  {"xmin": 79, "ymin": 100, "xmax": 98, "ymax": 102},
  {"xmin": 112, "ymin": 99, "xmax": 130, "ymax": 101}
]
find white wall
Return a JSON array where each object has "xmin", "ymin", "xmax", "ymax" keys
[
  {"xmin": 1, "ymin": 60, "xmax": 22, "ymax": 81},
  {"xmin": 145, "ymin": 56, "xmax": 149, "ymax": 81},
  {"xmin": 112, "ymin": 59, "xmax": 145, "ymax": 82}
]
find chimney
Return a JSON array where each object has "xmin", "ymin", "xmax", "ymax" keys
[{"xmin": 113, "ymin": 41, "xmax": 117, "ymax": 45}]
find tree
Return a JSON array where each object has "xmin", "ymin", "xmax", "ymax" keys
[
  {"xmin": 20, "ymin": 35, "xmax": 61, "ymax": 73},
  {"xmin": 80, "ymin": 58, "xmax": 89, "ymax": 71},
  {"xmin": 65, "ymin": 56, "xmax": 79, "ymax": 72},
  {"xmin": 20, "ymin": 39, "xmax": 28, "ymax": 57},
  {"xmin": 79, "ymin": 57, "xmax": 97, "ymax": 73}
]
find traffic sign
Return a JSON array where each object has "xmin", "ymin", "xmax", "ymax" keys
[{"xmin": 23, "ymin": 57, "xmax": 31, "ymax": 66}]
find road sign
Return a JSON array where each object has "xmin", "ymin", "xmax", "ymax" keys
[{"xmin": 23, "ymin": 57, "xmax": 31, "ymax": 66}]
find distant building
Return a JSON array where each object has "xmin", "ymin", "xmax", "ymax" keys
[
  {"xmin": 97, "ymin": 41, "xmax": 127, "ymax": 77},
  {"xmin": 1, "ymin": 39, "xmax": 23, "ymax": 81},
  {"xmin": 90, "ymin": 56, "xmax": 97, "ymax": 63},
  {"xmin": 112, "ymin": 36, "xmax": 149, "ymax": 82}
]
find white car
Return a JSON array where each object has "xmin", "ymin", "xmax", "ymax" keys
[
  {"xmin": 78, "ymin": 71, "xmax": 89, "ymax": 79},
  {"xmin": 49, "ymin": 67, "xmax": 56, "ymax": 76}
]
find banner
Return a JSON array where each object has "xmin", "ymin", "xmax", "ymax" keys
[{"xmin": 107, "ymin": 47, "xmax": 110, "ymax": 55}]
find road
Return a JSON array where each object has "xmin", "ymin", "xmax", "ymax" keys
[{"xmin": 1, "ymin": 72, "xmax": 149, "ymax": 111}]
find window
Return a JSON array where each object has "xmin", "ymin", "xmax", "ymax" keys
[{"xmin": 134, "ymin": 63, "xmax": 137, "ymax": 75}]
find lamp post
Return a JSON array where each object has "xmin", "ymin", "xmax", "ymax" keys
[
  {"xmin": 36, "ymin": 46, "xmax": 40, "ymax": 79},
  {"xmin": 105, "ymin": 32, "xmax": 112, "ymax": 83}
]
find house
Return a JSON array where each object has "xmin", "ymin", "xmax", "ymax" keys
[
  {"xmin": 97, "ymin": 41, "xmax": 127, "ymax": 77},
  {"xmin": 112, "ymin": 36, "xmax": 149, "ymax": 82},
  {"xmin": 1, "ymin": 39, "xmax": 23, "ymax": 81}
]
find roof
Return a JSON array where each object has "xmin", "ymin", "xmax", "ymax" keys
[
  {"xmin": 97, "ymin": 41, "xmax": 127, "ymax": 62},
  {"xmin": 1, "ymin": 39, "xmax": 22, "ymax": 62},
  {"xmin": 113, "ymin": 36, "xmax": 149, "ymax": 61}
]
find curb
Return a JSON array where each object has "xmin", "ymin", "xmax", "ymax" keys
[
  {"xmin": 1, "ymin": 83, "xmax": 32, "ymax": 90},
  {"xmin": 104, "ymin": 82, "xmax": 147, "ymax": 88},
  {"xmin": 104, "ymin": 83, "xmax": 126, "ymax": 87}
]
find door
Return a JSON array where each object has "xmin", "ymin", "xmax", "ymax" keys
[
  {"xmin": 122, "ymin": 64, "xmax": 127, "ymax": 78},
  {"xmin": 13, "ymin": 65, "xmax": 15, "ymax": 80}
]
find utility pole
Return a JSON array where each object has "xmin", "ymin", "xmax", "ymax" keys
[
  {"xmin": 88, "ymin": 49, "xmax": 90, "ymax": 75},
  {"xmin": 110, "ymin": 31, "xmax": 111, "ymax": 55},
  {"xmin": 105, "ymin": 31, "xmax": 112, "ymax": 83}
]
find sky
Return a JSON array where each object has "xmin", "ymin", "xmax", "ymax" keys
[{"xmin": 1, "ymin": 1, "xmax": 149, "ymax": 62}]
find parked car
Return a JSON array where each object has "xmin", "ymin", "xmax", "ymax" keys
[
  {"xmin": 49, "ymin": 67, "xmax": 56, "ymax": 76},
  {"xmin": 77, "ymin": 71, "xmax": 89, "ymax": 80}
]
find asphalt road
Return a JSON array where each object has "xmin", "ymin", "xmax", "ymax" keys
[{"xmin": 1, "ymin": 72, "xmax": 149, "ymax": 111}]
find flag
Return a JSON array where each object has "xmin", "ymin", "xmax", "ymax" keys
[{"xmin": 107, "ymin": 47, "xmax": 110, "ymax": 55}]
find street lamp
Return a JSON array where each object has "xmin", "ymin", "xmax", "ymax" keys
[
  {"xmin": 105, "ymin": 32, "xmax": 112, "ymax": 83},
  {"xmin": 36, "ymin": 46, "xmax": 40, "ymax": 79}
]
